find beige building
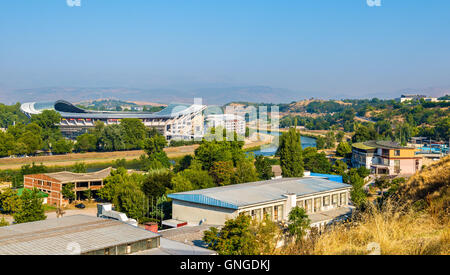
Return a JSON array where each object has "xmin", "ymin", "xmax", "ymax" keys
[{"xmin": 168, "ymin": 176, "xmax": 353, "ymax": 229}]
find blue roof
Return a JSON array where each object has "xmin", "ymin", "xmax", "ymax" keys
[{"xmin": 309, "ymin": 173, "xmax": 343, "ymax": 183}]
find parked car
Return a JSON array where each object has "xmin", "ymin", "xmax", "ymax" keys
[{"xmin": 75, "ymin": 203, "xmax": 86, "ymax": 209}]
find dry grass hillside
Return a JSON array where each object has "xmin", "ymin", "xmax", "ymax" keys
[{"xmin": 286, "ymin": 156, "xmax": 450, "ymax": 255}]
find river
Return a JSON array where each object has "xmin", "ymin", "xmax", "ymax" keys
[{"xmin": 248, "ymin": 130, "xmax": 317, "ymax": 156}]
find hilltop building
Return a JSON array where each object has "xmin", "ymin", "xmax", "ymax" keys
[
  {"xmin": 23, "ymin": 167, "xmax": 112, "ymax": 207},
  {"xmin": 351, "ymin": 140, "xmax": 422, "ymax": 175},
  {"xmin": 396, "ymin": 94, "xmax": 438, "ymax": 103},
  {"xmin": 20, "ymin": 100, "xmax": 206, "ymax": 140},
  {"xmin": 206, "ymin": 114, "xmax": 246, "ymax": 136},
  {"xmin": 168, "ymin": 176, "xmax": 353, "ymax": 230}
]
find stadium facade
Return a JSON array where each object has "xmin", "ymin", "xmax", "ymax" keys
[{"xmin": 20, "ymin": 100, "xmax": 206, "ymax": 140}]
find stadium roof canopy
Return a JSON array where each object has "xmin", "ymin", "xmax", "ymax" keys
[{"xmin": 20, "ymin": 100, "xmax": 203, "ymax": 119}]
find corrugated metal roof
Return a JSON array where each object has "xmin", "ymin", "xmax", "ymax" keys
[
  {"xmin": 0, "ymin": 215, "xmax": 159, "ymax": 255},
  {"xmin": 168, "ymin": 177, "xmax": 351, "ymax": 209}
]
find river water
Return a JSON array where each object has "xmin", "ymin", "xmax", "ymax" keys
[{"xmin": 248, "ymin": 130, "xmax": 317, "ymax": 156}]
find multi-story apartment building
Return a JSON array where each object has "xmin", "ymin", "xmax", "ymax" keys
[
  {"xmin": 206, "ymin": 114, "xmax": 246, "ymax": 136},
  {"xmin": 352, "ymin": 140, "xmax": 423, "ymax": 175}
]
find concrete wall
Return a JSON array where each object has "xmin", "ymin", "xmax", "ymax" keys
[{"xmin": 171, "ymin": 199, "xmax": 238, "ymax": 225}]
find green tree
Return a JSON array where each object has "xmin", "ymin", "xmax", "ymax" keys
[
  {"xmin": 325, "ymin": 131, "xmax": 336, "ymax": 149},
  {"xmin": 374, "ymin": 176, "xmax": 391, "ymax": 198},
  {"xmin": 144, "ymin": 134, "xmax": 167, "ymax": 156},
  {"xmin": 209, "ymin": 161, "xmax": 235, "ymax": 186},
  {"xmin": 173, "ymin": 155, "xmax": 193, "ymax": 173},
  {"xmin": 97, "ymin": 124, "xmax": 125, "ymax": 151},
  {"xmin": 336, "ymin": 131, "xmax": 345, "ymax": 142},
  {"xmin": 52, "ymin": 138, "xmax": 73, "ymax": 154},
  {"xmin": 0, "ymin": 132, "xmax": 16, "ymax": 157},
  {"xmin": 235, "ymin": 158, "xmax": 259, "ymax": 184},
  {"xmin": 120, "ymin": 118, "xmax": 147, "ymax": 149},
  {"xmin": 315, "ymin": 136, "xmax": 326, "ymax": 150},
  {"xmin": 83, "ymin": 189, "xmax": 93, "ymax": 202},
  {"xmin": 13, "ymin": 188, "xmax": 47, "ymax": 224},
  {"xmin": 0, "ymin": 188, "xmax": 21, "ymax": 214},
  {"xmin": 336, "ymin": 141, "xmax": 352, "ymax": 158},
  {"xmin": 62, "ymin": 183, "xmax": 75, "ymax": 202},
  {"xmin": 303, "ymin": 147, "xmax": 332, "ymax": 174},
  {"xmin": 332, "ymin": 159, "xmax": 348, "ymax": 175},
  {"xmin": 278, "ymin": 127, "xmax": 304, "ymax": 177},
  {"xmin": 179, "ymin": 168, "xmax": 216, "ymax": 189},
  {"xmin": 287, "ymin": 206, "xmax": 311, "ymax": 242},
  {"xmin": 194, "ymin": 140, "xmax": 233, "ymax": 171},
  {"xmin": 0, "ymin": 217, "xmax": 8, "ymax": 227},
  {"xmin": 114, "ymin": 182, "xmax": 147, "ymax": 221},
  {"xmin": 30, "ymin": 110, "xmax": 63, "ymax": 151},
  {"xmin": 170, "ymin": 174, "xmax": 194, "ymax": 193},
  {"xmin": 12, "ymin": 163, "xmax": 47, "ymax": 188},
  {"xmin": 72, "ymin": 162, "xmax": 87, "ymax": 173},
  {"xmin": 203, "ymin": 214, "xmax": 257, "ymax": 255},
  {"xmin": 142, "ymin": 169, "xmax": 173, "ymax": 199},
  {"xmin": 352, "ymin": 124, "xmax": 376, "ymax": 143},
  {"xmin": 75, "ymin": 133, "xmax": 98, "ymax": 152},
  {"xmin": 349, "ymin": 174, "xmax": 367, "ymax": 209}
]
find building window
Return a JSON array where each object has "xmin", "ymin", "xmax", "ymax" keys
[
  {"xmin": 340, "ymin": 193, "xmax": 347, "ymax": 205},
  {"xmin": 147, "ymin": 238, "xmax": 158, "ymax": 249},
  {"xmin": 273, "ymin": 205, "xmax": 283, "ymax": 221},
  {"xmin": 263, "ymin": 207, "xmax": 272, "ymax": 219},
  {"xmin": 314, "ymin": 198, "xmax": 321, "ymax": 212},
  {"xmin": 332, "ymin": 194, "xmax": 338, "ymax": 205},
  {"xmin": 323, "ymin": 196, "xmax": 330, "ymax": 206},
  {"xmin": 394, "ymin": 150, "xmax": 400, "ymax": 156},
  {"xmin": 297, "ymin": 200, "xmax": 304, "ymax": 209},
  {"xmin": 305, "ymin": 199, "xmax": 312, "ymax": 213},
  {"xmin": 104, "ymin": 247, "xmax": 111, "ymax": 255}
]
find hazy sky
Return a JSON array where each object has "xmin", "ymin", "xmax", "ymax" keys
[{"xmin": 1, "ymin": 0, "xmax": 450, "ymax": 97}]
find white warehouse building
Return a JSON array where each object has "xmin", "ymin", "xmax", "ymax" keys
[{"xmin": 168, "ymin": 176, "xmax": 353, "ymax": 230}]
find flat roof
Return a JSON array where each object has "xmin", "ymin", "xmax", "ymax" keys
[
  {"xmin": 0, "ymin": 215, "xmax": 159, "ymax": 255},
  {"xmin": 132, "ymin": 237, "xmax": 216, "ymax": 255},
  {"xmin": 352, "ymin": 142, "xmax": 376, "ymax": 150},
  {"xmin": 308, "ymin": 206, "xmax": 354, "ymax": 224},
  {"xmin": 168, "ymin": 177, "xmax": 351, "ymax": 210},
  {"xmin": 353, "ymin": 140, "xmax": 415, "ymax": 150},
  {"xmin": 26, "ymin": 167, "xmax": 112, "ymax": 183}
]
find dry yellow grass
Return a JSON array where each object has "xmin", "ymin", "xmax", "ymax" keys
[
  {"xmin": 284, "ymin": 156, "xmax": 450, "ymax": 255},
  {"xmin": 309, "ymin": 202, "xmax": 449, "ymax": 255}
]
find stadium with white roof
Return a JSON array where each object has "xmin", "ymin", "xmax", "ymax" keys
[{"xmin": 21, "ymin": 100, "xmax": 206, "ymax": 140}]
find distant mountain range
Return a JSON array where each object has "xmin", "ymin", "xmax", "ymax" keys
[{"xmin": 0, "ymin": 85, "xmax": 448, "ymax": 105}]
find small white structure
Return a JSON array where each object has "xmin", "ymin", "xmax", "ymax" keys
[{"xmin": 206, "ymin": 114, "xmax": 246, "ymax": 136}]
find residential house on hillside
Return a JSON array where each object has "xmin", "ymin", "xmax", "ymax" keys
[{"xmin": 352, "ymin": 140, "xmax": 422, "ymax": 176}]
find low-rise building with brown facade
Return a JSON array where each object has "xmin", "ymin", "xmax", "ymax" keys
[{"xmin": 23, "ymin": 167, "xmax": 112, "ymax": 206}]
